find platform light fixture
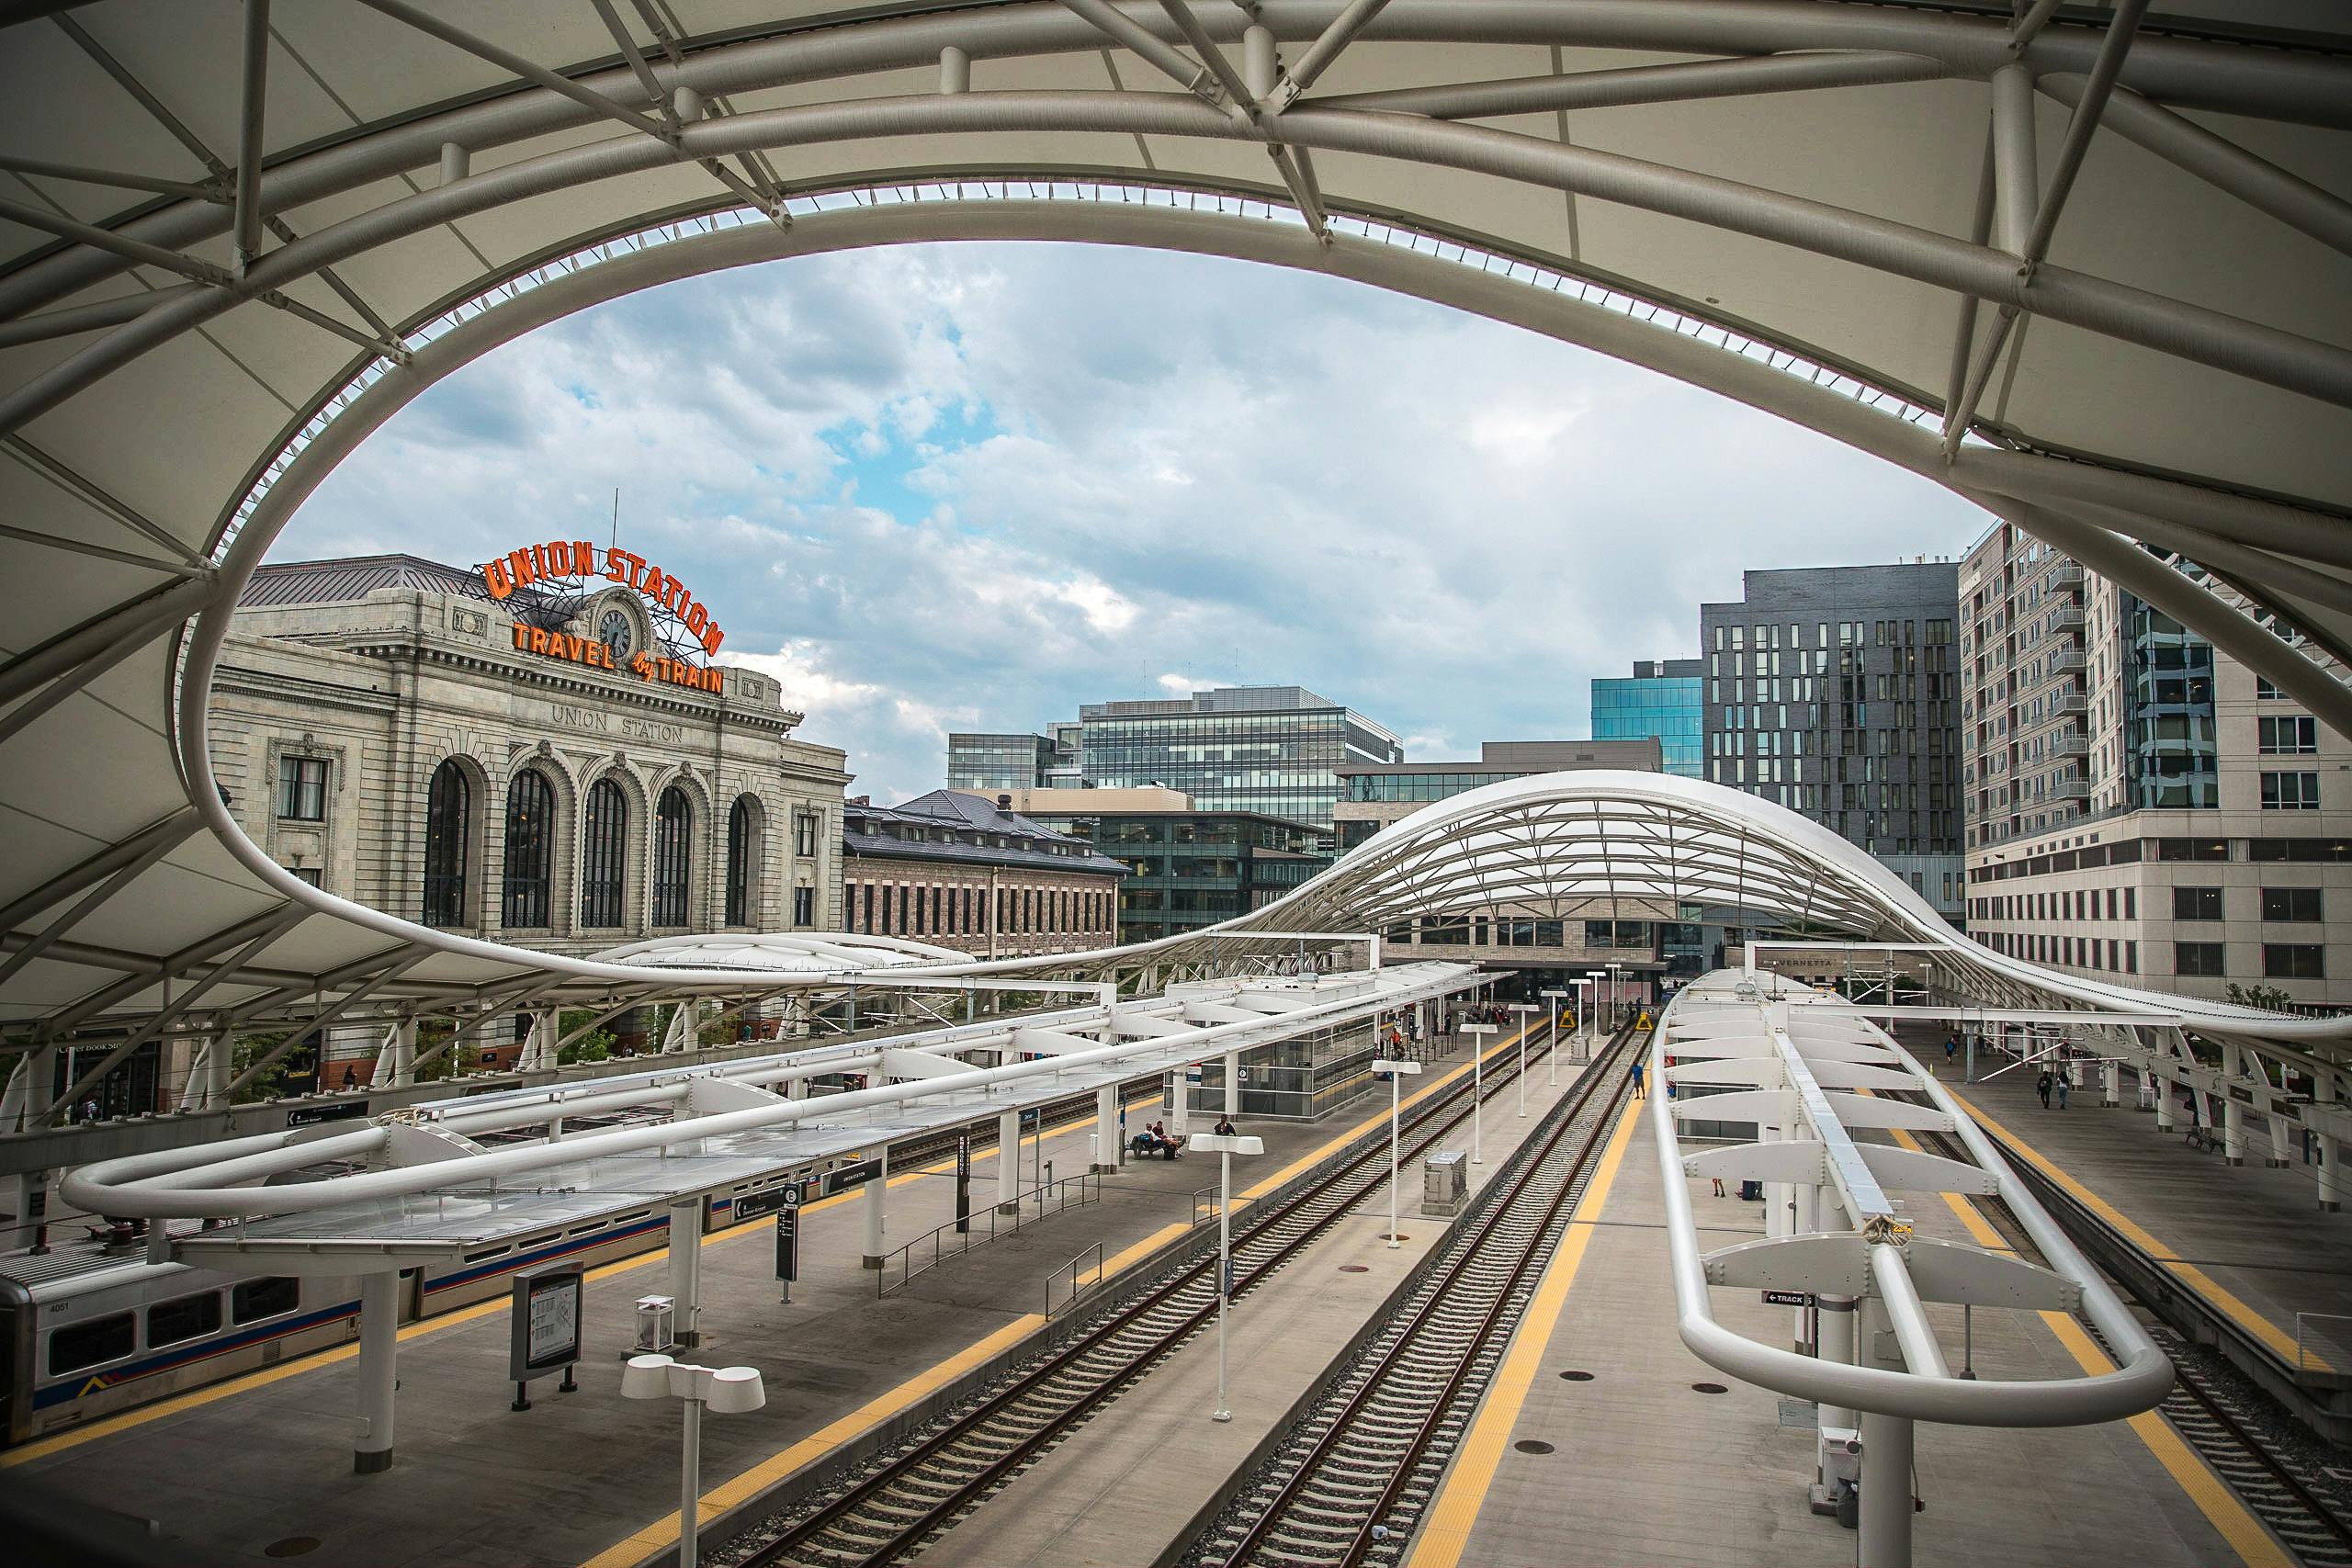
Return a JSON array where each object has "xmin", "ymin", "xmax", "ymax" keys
[
  {"xmin": 1189, "ymin": 1130, "xmax": 1263, "ymax": 1424},
  {"xmin": 1372, "ymin": 1059, "xmax": 1422, "ymax": 1250},
  {"xmin": 622, "ymin": 1353, "xmax": 765, "ymax": 1568}
]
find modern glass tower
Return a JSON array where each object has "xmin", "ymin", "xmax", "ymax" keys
[
  {"xmin": 944, "ymin": 731, "xmax": 1070, "ymax": 793},
  {"xmin": 1701, "ymin": 563, "xmax": 1965, "ymax": 918},
  {"xmin": 1591, "ymin": 660, "xmax": 1704, "ymax": 777}
]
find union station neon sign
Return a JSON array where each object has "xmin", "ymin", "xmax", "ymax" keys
[{"xmin": 481, "ymin": 539, "xmax": 729, "ymax": 694}]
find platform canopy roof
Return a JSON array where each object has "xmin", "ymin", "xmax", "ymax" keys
[{"xmin": 2, "ymin": 2, "xmax": 2348, "ymax": 1076}]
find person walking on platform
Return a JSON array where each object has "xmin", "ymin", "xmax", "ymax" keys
[
  {"xmin": 2037, "ymin": 1068, "xmax": 2054, "ymax": 1109},
  {"xmin": 1631, "ymin": 1058, "xmax": 1647, "ymax": 1100},
  {"xmin": 2056, "ymin": 1068, "xmax": 2073, "ymax": 1111},
  {"xmin": 1944, "ymin": 1032, "xmax": 1961, "ymax": 1070}
]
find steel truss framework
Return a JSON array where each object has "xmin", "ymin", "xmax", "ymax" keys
[{"xmin": 0, "ymin": 2, "xmax": 2347, "ymax": 1091}]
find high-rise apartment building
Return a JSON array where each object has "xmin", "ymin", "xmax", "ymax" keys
[
  {"xmin": 1591, "ymin": 660, "xmax": 1704, "ymax": 777},
  {"xmin": 1701, "ymin": 564, "xmax": 1964, "ymax": 918},
  {"xmin": 950, "ymin": 685, "xmax": 1402, "ymax": 832},
  {"xmin": 1960, "ymin": 522, "xmax": 2352, "ymax": 1003}
]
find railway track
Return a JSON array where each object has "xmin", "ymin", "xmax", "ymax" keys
[
  {"xmin": 1914, "ymin": 1124, "xmax": 2352, "ymax": 1568},
  {"xmin": 1186, "ymin": 1036, "xmax": 1636, "ymax": 1568},
  {"xmin": 724, "ymin": 1021, "xmax": 1611, "ymax": 1568}
]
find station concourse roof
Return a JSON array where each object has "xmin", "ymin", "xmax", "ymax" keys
[{"xmin": 2, "ymin": 2, "xmax": 2348, "ymax": 1076}]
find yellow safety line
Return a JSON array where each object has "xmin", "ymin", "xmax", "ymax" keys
[
  {"xmin": 1950, "ymin": 1089, "xmax": 2315, "ymax": 1367},
  {"xmin": 1887, "ymin": 1125, "xmax": 2290, "ymax": 1567},
  {"xmin": 1404, "ymin": 1080, "xmax": 1643, "ymax": 1568},
  {"xmin": 0, "ymin": 1100, "xmax": 1145, "ymax": 1469},
  {"xmin": 577, "ymin": 1314, "xmax": 1045, "ymax": 1568}
]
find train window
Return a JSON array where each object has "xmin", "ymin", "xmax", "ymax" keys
[
  {"xmin": 146, "ymin": 1292, "xmax": 224, "ymax": 1348},
  {"xmin": 463, "ymin": 1245, "xmax": 512, "ymax": 1263},
  {"xmin": 565, "ymin": 1223, "xmax": 607, "ymax": 1237},
  {"xmin": 48, "ymin": 1312, "xmax": 135, "ymax": 1376},
  {"xmin": 232, "ymin": 1276, "xmax": 300, "ymax": 1325}
]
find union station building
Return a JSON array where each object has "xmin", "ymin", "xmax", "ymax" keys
[{"xmin": 209, "ymin": 553, "xmax": 852, "ymax": 1055}]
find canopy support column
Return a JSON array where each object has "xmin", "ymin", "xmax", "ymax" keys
[
  {"xmin": 1093, "ymin": 1083, "xmax": 1118, "ymax": 1173},
  {"xmin": 996, "ymin": 1109, "xmax": 1020, "ymax": 1213},
  {"xmin": 668, "ymin": 1196, "xmax": 702, "ymax": 1348},
  {"xmin": 862, "ymin": 1145, "xmax": 888, "ymax": 1268},
  {"xmin": 354, "ymin": 1270, "xmax": 400, "ymax": 1473}
]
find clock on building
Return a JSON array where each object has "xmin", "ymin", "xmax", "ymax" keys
[{"xmin": 597, "ymin": 604, "xmax": 635, "ymax": 663}]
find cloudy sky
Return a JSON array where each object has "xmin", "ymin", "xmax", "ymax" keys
[{"xmin": 280, "ymin": 242, "xmax": 1992, "ymax": 802}]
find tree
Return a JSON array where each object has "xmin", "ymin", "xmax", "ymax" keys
[
  {"xmin": 2225, "ymin": 982, "xmax": 2297, "ymax": 1013},
  {"xmin": 230, "ymin": 1032, "xmax": 309, "ymax": 1103}
]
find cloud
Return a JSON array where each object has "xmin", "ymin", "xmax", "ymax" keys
[{"xmin": 281, "ymin": 241, "xmax": 1989, "ymax": 804}]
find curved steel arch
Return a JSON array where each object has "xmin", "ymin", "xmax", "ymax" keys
[{"xmin": 1, "ymin": 0, "xmax": 2348, "ymax": 1069}]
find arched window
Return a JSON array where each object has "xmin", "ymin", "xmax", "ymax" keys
[
  {"xmin": 581, "ymin": 779, "xmax": 627, "ymax": 928},
  {"xmin": 653, "ymin": 787, "xmax": 692, "ymax": 926},
  {"xmin": 726, "ymin": 795, "xmax": 756, "ymax": 927},
  {"xmin": 422, "ymin": 760, "xmax": 469, "ymax": 927},
  {"xmin": 502, "ymin": 769, "xmax": 555, "ymax": 928}
]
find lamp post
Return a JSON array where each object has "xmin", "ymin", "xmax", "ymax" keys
[
  {"xmin": 1189, "ymin": 1131, "xmax": 1264, "ymax": 1422},
  {"xmin": 620, "ymin": 1354, "xmax": 766, "ymax": 1568},
  {"xmin": 1461, "ymin": 1022, "xmax": 1496, "ymax": 1163},
  {"xmin": 1584, "ymin": 971, "xmax": 1605, "ymax": 1059},
  {"xmin": 1372, "ymin": 1058, "xmax": 1423, "ymax": 1248},
  {"xmin": 1540, "ymin": 988, "xmax": 1567, "ymax": 1086},
  {"xmin": 1508, "ymin": 1003, "xmax": 1542, "ymax": 1115}
]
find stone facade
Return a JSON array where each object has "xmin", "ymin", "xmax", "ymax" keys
[{"xmin": 208, "ymin": 558, "xmax": 852, "ymax": 1061}]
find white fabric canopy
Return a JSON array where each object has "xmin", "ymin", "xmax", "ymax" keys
[{"xmin": 1, "ymin": 3, "xmax": 2346, "ymax": 1066}]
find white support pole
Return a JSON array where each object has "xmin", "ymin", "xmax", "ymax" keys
[
  {"xmin": 1388, "ymin": 1070, "xmax": 1402, "ymax": 1247},
  {"xmin": 1225, "ymin": 1050, "xmax": 1241, "ymax": 1117},
  {"xmin": 1169, "ymin": 1066, "xmax": 1191, "ymax": 1137},
  {"xmin": 1859, "ymin": 1409, "xmax": 1917, "ymax": 1568},
  {"xmin": 679, "ymin": 1394, "xmax": 705, "ymax": 1568},
  {"xmin": 668, "ymin": 1195, "xmax": 703, "ymax": 1345},
  {"xmin": 1093, "ymin": 1082, "xmax": 1118, "ymax": 1174},
  {"xmin": 2315, "ymin": 1132, "xmax": 2343, "ymax": 1213},
  {"xmin": 996, "ymin": 1108, "xmax": 1020, "ymax": 1213},
  {"xmin": 1212, "ymin": 1143, "xmax": 1234, "ymax": 1422},
  {"xmin": 354, "ymin": 1269, "xmax": 399, "ymax": 1473},
  {"xmin": 2222, "ymin": 1043, "xmax": 2247, "ymax": 1165},
  {"xmin": 862, "ymin": 1146, "xmax": 888, "ymax": 1267}
]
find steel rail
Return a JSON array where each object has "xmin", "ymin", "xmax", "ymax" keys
[
  {"xmin": 1205, "ymin": 1032, "xmax": 1636, "ymax": 1568},
  {"xmin": 733, "ymin": 1020, "xmax": 1571, "ymax": 1568}
]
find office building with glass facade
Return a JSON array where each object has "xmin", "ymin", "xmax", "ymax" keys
[
  {"xmin": 1333, "ymin": 739, "xmax": 1662, "ymax": 852},
  {"xmin": 946, "ymin": 686, "xmax": 1400, "ymax": 831},
  {"xmin": 944, "ymin": 731, "xmax": 1071, "ymax": 794},
  {"xmin": 1702, "ymin": 563, "xmax": 1965, "ymax": 919},
  {"xmin": 1960, "ymin": 522, "xmax": 2352, "ymax": 1003},
  {"xmin": 1591, "ymin": 659, "xmax": 1704, "ymax": 777},
  {"xmin": 1004, "ymin": 800, "xmax": 1328, "ymax": 944}
]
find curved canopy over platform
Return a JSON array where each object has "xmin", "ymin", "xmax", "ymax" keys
[{"xmin": 2, "ymin": 3, "xmax": 2348, "ymax": 1077}]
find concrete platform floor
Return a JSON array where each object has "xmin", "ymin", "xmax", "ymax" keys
[
  {"xmin": 0, "ymin": 1033, "xmax": 1536, "ymax": 1568},
  {"xmin": 908, "ymin": 1049, "xmax": 1606, "ymax": 1568},
  {"xmin": 1944, "ymin": 1054, "xmax": 2352, "ymax": 1370},
  {"xmin": 1407, "ymin": 1088, "xmax": 2281, "ymax": 1568}
]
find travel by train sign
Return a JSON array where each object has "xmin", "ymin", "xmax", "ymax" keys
[{"xmin": 481, "ymin": 538, "xmax": 729, "ymax": 694}]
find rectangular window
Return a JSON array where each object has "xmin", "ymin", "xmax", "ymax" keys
[
  {"xmin": 793, "ymin": 886, "xmax": 815, "ymax": 928},
  {"xmin": 48, "ymin": 1312, "xmax": 135, "ymax": 1376},
  {"xmin": 2124, "ymin": 886, "xmax": 2137, "ymax": 919},
  {"xmin": 2264, "ymin": 942, "xmax": 2324, "ymax": 979},
  {"xmin": 794, "ymin": 814, "xmax": 819, "ymax": 857},
  {"xmin": 2258, "ymin": 716, "xmax": 2317, "ymax": 754},
  {"xmin": 2174, "ymin": 941, "xmax": 2227, "ymax": 976},
  {"xmin": 146, "ymin": 1291, "xmax": 223, "ymax": 1348},
  {"xmin": 277, "ymin": 754, "xmax": 327, "ymax": 820},
  {"xmin": 2262, "ymin": 772, "xmax": 2321, "ymax": 810},
  {"xmin": 2172, "ymin": 886, "xmax": 2223, "ymax": 921},
  {"xmin": 287, "ymin": 865, "xmax": 322, "ymax": 887},
  {"xmin": 2262, "ymin": 886, "xmax": 2322, "ymax": 922},
  {"xmin": 232, "ymin": 1276, "xmax": 300, "ymax": 1325}
]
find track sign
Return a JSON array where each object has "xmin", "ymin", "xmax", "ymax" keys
[
  {"xmin": 1761, "ymin": 1289, "xmax": 1815, "ymax": 1308},
  {"xmin": 774, "ymin": 1208, "xmax": 800, "ymax": 1282},
  {"xmin": 824, "ymin": 1159, "xmax": 881, "ymax": 1195}
]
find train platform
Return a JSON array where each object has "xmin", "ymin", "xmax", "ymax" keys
[
  {"xmin": 906, "ymin": 1043, "xmax": 1605, "ymax": 1568},
  {"xmin": 1403, "ymin": 1087, "xmax": 2282, "ymax": 1568},
  {"xmin": 1945, "ymin": 1058, "xmax": 2352, "ymax": 1378},
  {"xmin": 0, "ymin": 1032, "xmax": 1532, "ymax": 1568}
]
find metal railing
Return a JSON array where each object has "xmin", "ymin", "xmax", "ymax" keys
[
  {"xmin": 1192, "ymin": 1184, "xmax": 1221, "ymax": 1227},
  {"xmin": 875, "ymin": 1168, "xmax": 1104, "ymax": 1298},
  {"xmin": 1045, "ymin": 1240, "xmax": 1106, "ymax": 1317}
]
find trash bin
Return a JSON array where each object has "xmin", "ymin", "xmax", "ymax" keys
[{"xmin": 633, "ymin": 1295, "xmax": 675, "ymax": 1354}]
